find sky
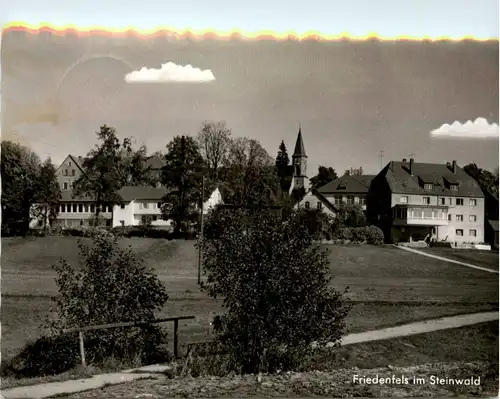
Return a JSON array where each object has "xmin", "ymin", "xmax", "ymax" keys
[{"xmin": 1, "ymin": 0, "xmax": 499, "ymax": 174}]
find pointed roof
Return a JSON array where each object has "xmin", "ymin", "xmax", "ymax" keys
[{"xmin": 293, "ymin": 126, "xmax": 307, "ymax": 157}]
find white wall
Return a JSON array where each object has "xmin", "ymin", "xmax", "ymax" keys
[{"xmin": 294, "ymin": 191, "xmax": 336, "ymax": 217}]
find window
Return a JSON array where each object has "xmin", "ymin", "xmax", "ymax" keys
[
  {"xmin": 469, "ymin": 199, "xmax": 477, "ymax": 207},
  {"xmin": 305, "ymin": 201, "xmax": 310, "ymax": 209},
  {"xmin": 78, "ymin": 204, "xmax": 83, "ymax": 213},
  {"xmin": 73, "ymin": 204, "xmax": 77, "ymax": 212},
  {"xmin": 120, "ymin": 220, "xmax": 125, "ymax": 227},
  {"xmin": 121, "ymin": 204, "xmax": 125, "ymax": 209},
  {"xmin": 347, "ymin": 196, "xmax": 354, "ymax": 204},
  {"xmin": 317, "ymin": 202, "xmax": 323, "ymax": 210},
  {"xmin": 157, "ymin": 202, "xmax": 162, "ymax": 208},
  {"xmin": 424, "ymin": 183, "xmax": 433, "ymax": 190},
  {"xmin": 456, "ymin": 229, "xmax": 463, "ymax": 236},
  {"xmin": 400, "ymin": 196, "xmax": 408, "ymax": 203},
  {"xmin": 448, "ymin": 214, "xmax": 452, "ymax": 221},
  {"xmin": 60, "ymin": 204, "xmax": 65, "ymax": 213},
  {"xmin": 422, "ymin": 196, "xmax": 431, "ymax": 205},
  {"xmin": 469, "ymin": 215, "xmax": 477, "ymax": 222},
  {"xmin": 456, "ymin": 198, "xmax": 464, "ymax": 206},
  {"xmin": 64, "ymin": 169, "xmax": 68, "ymax": 176},
  {"xmin": 440, "ymin": 198, "xmax": 446, "ymax": 205},
  {"xmin": 450, "ymin": 184, "xmax": 458, "ymax": 191},
  {"xmin": 90, "ymin": 204, "xmax": 95, "ymax": 213},
  {"xmin": 71, "ymin": 169, "xmax": 75, "ymax": 176},
  {"xmin": 141, "ymin": 202, "xmax": 149, "ymax": 209},
  {"xmin": 456, "ymin": 215, "xmax": 463, "ymax": 222},
  {"xmin": 63, "ymin": 182, "xmax": 68, "ymax": 190},
  {"xmin": 334, "ymin": 196, "xmax": 342, "ymax": 205},
  {"xmin": 469, "ymin": 229, "xmax": 477, "ymax": 237},
  {"xmin": 359, "ymin": 196, "xmax": 366, "ymax": 205},
  {"xmin": 68, "ymin": 161, "xmax": 72, "ymax": 167},
  {"xmin": 84, "ymin": 205, "xmax": 89, "ymax": 212},
  {"xmin": 354, "ymin": 197, "xmax": 360, "ymax": 204},
  {"xmin": 152, "ymin": 215, "xmax": 158, "ymax": 221},
  {"xmin": 79, "ymin": 220, "xmax": 84, "ymax": 226}
]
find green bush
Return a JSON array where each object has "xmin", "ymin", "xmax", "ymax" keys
[
  {"xmin": 331, "ymin": 226, "xmax": 384, "ymax": 244},
  {"xmin": 199, "ymin": 208, "xmax": 351, "ymax": 375},
  {"xmin": 5, "ymin": 230, "xmax": 171, "ymax": 378}
]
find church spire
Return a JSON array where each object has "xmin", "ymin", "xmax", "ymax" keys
[{"xmin": 293, "ymin": 125, "xmax": 307, "ymax": 158}]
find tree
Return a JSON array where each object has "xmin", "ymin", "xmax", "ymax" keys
[
  {"xmin": 463, "ymin": 163, "xmax": 499, "ymax": 197},
  {"xmin": 298, "ymin": 208, "xmax": 334, "ymax": 240},
  {"xmin": 332, "ymin": 203, "xmax": 367, "ymax": 230},
  {"xmin": 349, "ymin": 167, "xmax": 363, "ymax": 176},
  {"xmin": 73, "ymin": 125, "xmax": 125, "ymax": 224},
  {"xmin": 49, "ymin": 230, "xmax": 170, "ymax": 366},
  {"xmin": 160, "ymin": 135, "xmax": 206, "ymax": 236},
  {"xmin": 197, "ymin": 121, "xmax": 232, "ymax": 180},
  {"xmin": 1, "ymin": 141, "xmax": 42, "ymax": 235},
  {"xmin": 310, "ymin": 166, "xmax": 338, "ymax": 190},
  {"xmin": 200, "ymin": 208, "xmax": 351, "ymax": 374},
  {"xmin": 32, "ymin": 158, "xmax": 61, "ymax": 231},
  {"xmin": 275, "ymin": 140, "xmax": 291, "ymax": 193},
  {"xmin": 115, "ymin": 141, "xmax": 154, "ymax": 187},
  {"xmin": 221, "ymin": 137, "xmax": 280, "ymax": 206}
]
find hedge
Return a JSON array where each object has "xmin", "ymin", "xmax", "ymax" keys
[{"xmin": 332, "ymin": 226, "xmax": 384, "ymax": 245}]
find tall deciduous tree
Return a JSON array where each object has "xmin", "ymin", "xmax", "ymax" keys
[
  {"xmin": 73, "ymin": 125, "xmax": 124, "ymax": 224},
  {"xmin": 310, "ymin": 166, "xmax": 338, "ymax": 190},
  {"xmin": 160, "ymin": 135, "xmax": 206, "ymax": 236},
  {"xmin": 463, "ymin": 163, "xmax": 499, "ymax": 197},
  {"xmin": 115, "ymin": 140, "xmax": 153, "ymax": 187},
  {"xmin": 197, "ymin": 120, "xmax": 232, "ymax": 180},
  {"xmin": 33, "ymin": 158, "xmax": 61, "ymax": 230},
  {"xmin": 1, "ymin": 141, "xmax": 42, "ymax": 235},
  {"xmin": 222, "ymin": 137, "xmax": 279, "ymax": 206}
]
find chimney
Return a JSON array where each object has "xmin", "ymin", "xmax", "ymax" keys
[
  {"xmin": 452, "ymin": 160, "xmax": 457, "ymax": 174},
  {"xmin": 402, "ymin": 158, "xmax": 407, "ymax": 163},
  {"xmin": 409, "ymin": 158, "xmax": 414, "ymax": 175}
]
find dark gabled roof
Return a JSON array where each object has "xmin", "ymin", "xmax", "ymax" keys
[
  {"xmin": 488, "ymin": 220, "xmax": 499, "ymax": 232},
  {"xmin": 145, "ymin": 155, "xmax": 165, "ymax": 170},
  {"xmin": 292, "ymin": 128, "xmax": 307, "ymax": 157},
  {"xmin": 317, "ymin": 174, "xmax": 376, "ymax": 194},
  {"xmin": 117, "ymin": 186, "xmax": 168, "ymax": 202},
  {"xmin": 382, "ymin": 161, "xmax": 484, "ymax": 197},
  {"xmin": 56, "ymin": 154, "xmax": 85, "ymax": 174}
]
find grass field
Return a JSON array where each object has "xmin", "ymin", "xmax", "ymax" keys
[
  {"xmin": 2, "ymin": 237, "xmax": 498, "ymax": 362},
  {"xmin": 421, "ymin": 246, "xmax": 499, "ymax": 270}
]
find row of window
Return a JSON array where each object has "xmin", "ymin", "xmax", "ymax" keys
[
  {"xmin": 422, "ymin": 183, "xmax": 459, "ymax": 191},
  {"xmin": 304, "ymin": 201, "xmax": 323, "ymax": 210},
  {"xmin": 62, "ymin": 169, "xmax": 76, "ymax": 177},
  {"xmin": 400, "ymin": 196, "xmax": 477, "ymax": 206},
  {"xmin": 456, "ymin": 229, "xmax": 477, "ymax": 237},
  {"xmin": 333, "ymin": 196, "xmax": 367, "ymax": 205},
  {"xmin": 61, "ymin": 182, "xmax": 74, "ymax": 190},
  {"xmin": 59, "ymin": 204, "xmax": 113, "ymax": 213},
  {"xmin": 452, "ymin": 214, "xmax": 477, "ymax": 222}
]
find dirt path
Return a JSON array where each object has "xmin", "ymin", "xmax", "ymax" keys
[
  {"xmin": 2, "ymin": 310, "xmax": 498, "ymax": 399},
  {"xmin": 396, "ymin": 245, "xmax": 499, "ymax": 274}
]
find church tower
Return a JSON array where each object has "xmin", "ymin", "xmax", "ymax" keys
[{"xmin": 290, "ymin": 125, "xmax": 308, "ymax": 192}]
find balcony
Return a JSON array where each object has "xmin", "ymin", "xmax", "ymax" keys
[{"xmin": 392, "ymin": 204, "xmax": 449, "ymax": 226}]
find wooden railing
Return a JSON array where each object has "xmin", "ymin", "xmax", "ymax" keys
[{"xmin": 62, "ymin": 316, "xmax": 195, "ymax": 367}]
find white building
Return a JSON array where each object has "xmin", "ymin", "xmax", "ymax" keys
[{"xmin": 112, "ymin": 185, "xmax": 223, "ymax": 228}]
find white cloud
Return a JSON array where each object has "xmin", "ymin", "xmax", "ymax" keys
[
  {"xmin": 431, "ymin": 117, "xmax": 499, "ymax": 138},
  {"xmin": 124, "ymin": 62, "xmax": 215, "ymax": 83}
]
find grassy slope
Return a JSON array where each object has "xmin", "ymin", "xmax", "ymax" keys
[{"xmin": 2, "ymin": 238, "xmax": 498, "ymax": 361}]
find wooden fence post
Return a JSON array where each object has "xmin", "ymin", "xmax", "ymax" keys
[
  {"xmin": 79, "ymin": 331, "xmax": 86, "ymax": 367},
  {"xmin": 174, "ymin": 319, "xmax": 179, "ymax": 358}
]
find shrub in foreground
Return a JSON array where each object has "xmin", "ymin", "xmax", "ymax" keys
[
  {"xmin": 332, "ymin": 226, "xmax": 384, "ymax": 244},
  {"xmin": 5, "ymin": 230, "xmax": 171, "ymax": 378},
  {"xmin": 199, "ymin": 208, "xmax": 351, "ymax": 375}
]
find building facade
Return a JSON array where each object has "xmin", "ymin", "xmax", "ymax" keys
[
  {"xmin": 367, "ymin": 159, "xmax": 485, "ymax": 244},
  {"xmin": 316, "ymin": 174, "xmax": 375, "ymax": 212}
]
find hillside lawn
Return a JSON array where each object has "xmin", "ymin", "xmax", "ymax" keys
[{"xmin": 2, "ymin": 237, "xmax": 498, "ymax": 362}]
